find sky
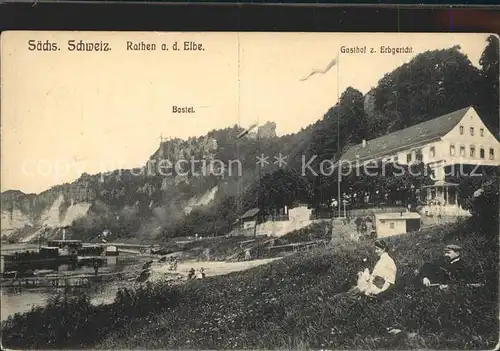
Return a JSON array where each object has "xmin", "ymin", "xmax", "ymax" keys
[{"xmin": 1, "ymin": 31, "xmax": 490, "ymax": 194}]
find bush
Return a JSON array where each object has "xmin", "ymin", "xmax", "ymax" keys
[
  {"xmin": 466, "ymin": 177, "xmax": 499, "ymax": 233},
  {"xmin": 274, "ymin": 222, "xmax": 330, "ymax": 246},
  {"xmin": 1, "ymin": 283, "xmax": 182, "ymax": 349}
]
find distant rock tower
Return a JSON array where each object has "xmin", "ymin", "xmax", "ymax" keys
[
  {"xmin": 257, "ymin": 121, "xmax": 277, "ymax": 139},
  {"xmin": 158, "ymin": 134, "xmax": 165, "ymax": 159}
]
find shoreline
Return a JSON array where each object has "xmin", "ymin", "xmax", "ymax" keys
[{"xmin": 1, "ymin": 257, "xmax": 282, "ymax": 320}]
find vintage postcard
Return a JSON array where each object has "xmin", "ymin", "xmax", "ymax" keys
[{"xmin": 1, "ymin": 31, "xmax": 499, "ymax": 350}]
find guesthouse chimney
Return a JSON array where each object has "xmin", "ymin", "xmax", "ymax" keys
[{"xmin": 362, "ymin": 139, "xmax": 367, "ymax": 148}]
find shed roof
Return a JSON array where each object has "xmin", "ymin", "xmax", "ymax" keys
[
  {"xmin": 374, "ymin": 212, "xmax": 421, "ymax": 220},
  {"xmin": 341, "ymin": 107, "xmax": 471, "ymax": 162},
  {"xmin": 240, "ymin": 208, "xmax": 260, "ymax": 220}
]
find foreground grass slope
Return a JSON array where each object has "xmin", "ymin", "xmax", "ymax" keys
[{"xmin": 2, "ymin": 219, "xmax": 498, "ymax": 349}]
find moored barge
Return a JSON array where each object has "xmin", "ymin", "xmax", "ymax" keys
[{"xmin": 1, "ymin": 239, "xmax": 83, "ymax": 274}]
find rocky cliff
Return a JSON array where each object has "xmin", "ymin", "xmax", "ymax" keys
[{"xmin": 1, "ymin": 133, "xmax": 241, "ymax": 243}]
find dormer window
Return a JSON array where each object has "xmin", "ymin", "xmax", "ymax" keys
[
  {"xmin": 470, "ymin": 127, "xmax": 474, "ymax": 136},
  {"xmin": 459, "ymin": 126, "xmax": 464, "ymax": 135},
  {"xmin": 480, "ymin": 128, "xmax": 484, "ymax": 137}
]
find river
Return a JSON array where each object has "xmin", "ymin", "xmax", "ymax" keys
[
  {"xmin": 1, "ymin": 254, "xmax": 145, "ymax": 321},
  {"xmin": 1, "ymin": 246, "xmax": 281, "ymax": 321},
  {"xmin": 1, "ymin": 282, "xmax": 128, "ymax": 321}
]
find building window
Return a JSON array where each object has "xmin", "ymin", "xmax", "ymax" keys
[
  {"xmin": 460, "ymin": 126, "xmax": 464, "ymax": 134},
  {"xmin": 470, "ymin": 127, "xmax": 474, "ymax": 136},
  {"xmin": 480, "ymin": 148, "xmax": 485, "ymax": 159},
  {"xmin": 415, "ymin": 149, "xmax": 423, "ymax": 161},
  {"xmin": 470, "ymin": 146, "xmax": 476, "ymax": 157},
  {"xmin": 480, "ymin": 128, "xmax": 484, "ymax": 137},
  {"xmin": 394, "ymin": 155, "xmax": 399, "ymax": 163},
  {"xmin": 390, "ymin": 222, "xmax": 394, "ymax": 229},
  {"xmin": 429, "ymin": 146, "xmax": 436, "ymax": 158},
  {"xmin": 490, "ymin": 148, "xmax": 495, "ymax": 160},
  {"xmin": 460, "ymin": 145, "xmax": 466, "ymax": 157},
  {"xmin": 450, "ymin": 144, "xmax": 456, "ymax": 156},
  {"xmin": 407, "ymin": 153, "xmax": 412, "ymax": 163}
]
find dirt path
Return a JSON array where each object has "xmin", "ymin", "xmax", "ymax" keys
[{"xmin": 148, "ymin": 257, "xmax": 282, "ymax": 281}]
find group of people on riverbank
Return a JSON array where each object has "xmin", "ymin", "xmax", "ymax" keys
[
  {"xmin": 134, "ymin": 254, "xmax": 207, "ymax": 283},
  {"xmin": 187, "ymin": 267, "xmax": 205, "ymax": 280}
]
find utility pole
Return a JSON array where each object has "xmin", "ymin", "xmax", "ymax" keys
[
  {"xmin": 299, "ymin": 52, "xmax": 340, "ymax": 219},
  {"xmin": 255, "ymin": 119, "xmax": 260, "ymax": 238},
  {"xmin": 337, "ymin": 49, "xmax": 342, "ymax": 219},
  {"xmin": 38, "ymin": 227, "xmax": 46, "ymax": 250},
  {"xmin": 253, "ymin": 216, "xmax": 258, "ymax": 237}
]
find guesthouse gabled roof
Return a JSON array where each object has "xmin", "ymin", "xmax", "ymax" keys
[{"xmin": 340, "ymin": 107, "xmax": 471, "ymax": 163}]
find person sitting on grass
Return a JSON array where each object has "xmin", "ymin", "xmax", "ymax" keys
[
  {"xmin": 358, "ymin": 240, "xmax": 397, "ymax": 296},
  {"xmin": 338, "ymin": 240, "xmax": 397, "ymax": 298},
  {"xmin": 418, "ymin": 244, "xmax": 479, "ymax": 290}
]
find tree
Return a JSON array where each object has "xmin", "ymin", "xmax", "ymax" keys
[
  {"xmin": 245, "ymin": 169, "xmax": 312, "ymax": 215},
  {"xmin": 335, "ymin": 160, "xmax": 434, "ymax": 208},
  {"xmin": 364, "ymin": 91, "xmax": 391, "ymax": 138},
  {"xmin": 445, "ymin": 165, "xmax": 499, "ymax": 233},
  {"xmin": 466, "ymin": 176, "xmax": 499, "ymax": 233},
  {"xmin": 372, "ymin": 46, "xmax": 484, "ymax": 132},
  {"xmin": 478, "ymin": 35, "xmax": 499, "ymax": 136}
]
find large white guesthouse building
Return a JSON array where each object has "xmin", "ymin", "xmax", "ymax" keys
[{"xmin": 340, "ymin": 106, "xmax": 500, "ymax": 217}]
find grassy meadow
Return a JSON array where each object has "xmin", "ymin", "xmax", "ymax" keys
[{"xmin": 1, "ymin": 219, "xmax": 498, "ymax": 350}]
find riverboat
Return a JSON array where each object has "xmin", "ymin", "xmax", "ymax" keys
[
  {"xmin": 2, "ymin": 247, "xmax": 76, "ymax": 274},
  {"xmin": 1, "ymin": 240, "xmax": 85, "ymax": 274}
]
